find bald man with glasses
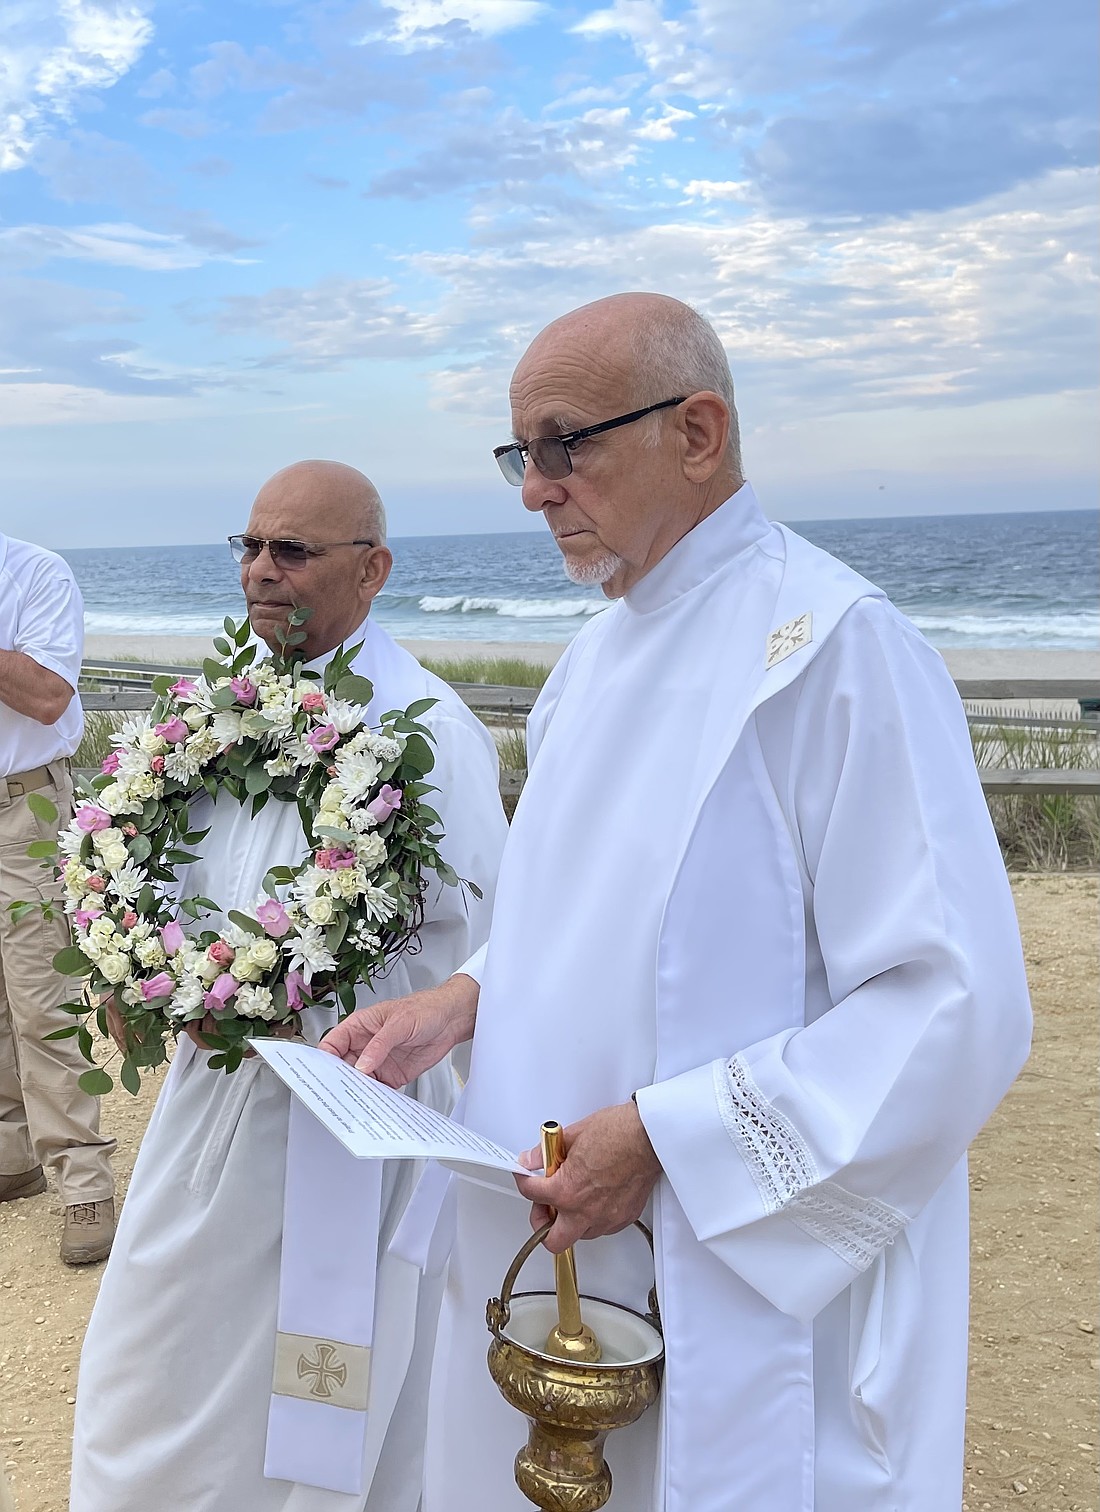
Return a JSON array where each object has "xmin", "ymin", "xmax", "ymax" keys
[{"xmin": 72, "ymin": 461, "xmax": 508, "ymax": 1512}]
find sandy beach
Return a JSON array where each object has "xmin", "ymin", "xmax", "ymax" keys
[{"xmin": 0, "ymin": 875, "xmax": 1096, "ymax": 1511}]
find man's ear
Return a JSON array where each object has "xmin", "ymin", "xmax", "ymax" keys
[
  {"xmin": 361, "ymin": 545, "xmax": 393, "ymax": 603},
  {"xmin": 675, "ymin": 392, "xmax": 730, "ymax": 484}
]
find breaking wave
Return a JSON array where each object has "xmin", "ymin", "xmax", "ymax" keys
[{"xmin": 419, "ymin": 595, "xmax": 606, "ymax": 620}]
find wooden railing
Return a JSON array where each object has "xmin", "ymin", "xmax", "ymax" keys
[{"xmin": 79, "ymin": 659, "xmax": 1100, "ymax": 797}]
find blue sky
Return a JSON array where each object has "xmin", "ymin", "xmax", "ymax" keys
[{"xmin": 2, "ymin": 0, "xmax": 1097, "ymax": 547}]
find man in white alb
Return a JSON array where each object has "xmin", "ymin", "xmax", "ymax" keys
[
  {"xmin": 325, "ymin": 297, "xmax": 1033, "ymax": 1511},
  {"xmin": 0, "ymin": 531, "xmax": 116, "ymax": 1264},
  {"xmin": 71, "ymin": 462, "xmax": 508, "ymax": 1511}
]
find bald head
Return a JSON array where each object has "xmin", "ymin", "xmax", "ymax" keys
[
  {"xmin": 517, "ymin": 293, "xmax": 741, "ymax": 478},
  {"xmin": 507, "ymin": 293, "xmax": 742, "ymax": 599},
  {"xmin": 240, "ymin": 459, "xmax": 393, "ymax": 660},
  {"xmin": 251, "ymin": 460, "xmax": 387, "ymax": 547}
]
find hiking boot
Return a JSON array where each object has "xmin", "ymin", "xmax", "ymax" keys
[
  {"xmin": 61, "ymin": 1199, "xmax": 115, "ymax": 1265},
  {"xmin": 0, "ymin": 1166, "xmax": 47, "ymax": 1203}
]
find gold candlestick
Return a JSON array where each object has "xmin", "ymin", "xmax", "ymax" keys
[{"xmin": 540, "ymin": 1121, "xmax": 602, "ymax": 1363}]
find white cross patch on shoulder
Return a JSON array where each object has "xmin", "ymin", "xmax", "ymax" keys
[{"xmin": 766, "ymin": 612, "xmax": 813, "ymax": 670}]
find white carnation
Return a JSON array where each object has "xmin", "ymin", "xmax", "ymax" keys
[
  {"xmin": 329, "ymin": 865, "xmax": 367, "ymax": 900},
  {"xmin": 367, "ymin": 733, "xmax": 402, "ymax": 762},
  {"xmin": 133, "ymin": 939, "xmax": 166, "ymax": 969},
  {"xmin": 354, "ymin": 834, "xmax": 386, "ymax": 872}
]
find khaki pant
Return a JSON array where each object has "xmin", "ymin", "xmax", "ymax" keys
[
  {"xmin": 0, "ymin": 764, "xmax": 115, "ymax": 1203},
  {"xmin": 0, "ymin": 1466, "xmax": 13, "ymax": 1512}
]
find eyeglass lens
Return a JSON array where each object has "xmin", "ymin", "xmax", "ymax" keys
[
  {"xmin": 230, "ymin": 536, "xmax": 312, "ymax": 568},
  {"xmin": 496, "ymin": 436, "xmax": 571, "ymax": 485}
]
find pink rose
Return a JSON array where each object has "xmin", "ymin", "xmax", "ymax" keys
[
  {"xmin": 207, "ymin": 940, "xmax": 235, "ymax": 967},
  {"xmin": 100, "ymin": 750, "xmax": 121, "ymax": 775},
  {"xmin": 230, "ymin": 676, "xmax": 257, "ymax": 705},
  {"xmin": 255, "ymin": 899, "xmax": 290, "ymax": 938},
  {"xmin": 300, "ymin": 691, "xmax": 326, "ymax": 713},
  {"xmin": 160, "ymin": 921, "xmax": 185, "ymax": 954},
  {"xmin": 285, "ymin": 971, "xmax": 306, "ymax": 1012},
  {"xmin": 75, "ymin": 804, "xmax": 112, "ymax": 834},
  {"xmin": 315, "ymin": 847, "xmax": 356, "ymax": 870},
  {"xmin": 141, "ymin": 972, "xmax": 175, "ymax": 1001},
  {"xmin": 74, "ymin": 908, "xmax": 102, "ymax": 930},
  {"xmin": 85, "ymin": 875, "xmax": 107, "ymax": 894},
  {"xmin": 365, "ymin": 784, "xmax": 403, "ymax": 823},
  {"xmin": 155, "ymin": 717, "xmax": 189, "ymax": 745},
  {"xmin": 306, "ymin": 724, "xmax": 339, "ymax": 754},
  {"xmin": 203, "ymin": 972, "xmax": 238, "ymax": 1012},
  {"xmin": 121, "ymin": 823, "xmax": 138, "ymax": 837},
  {"xmin": 150, "ymin": 755, "xmax": 166, "ymax": 776},
  {"xmin": 169, "ymin": 678, "xmax": 197, "ymax": 698},
  {"xmin": 121, "ymin": 910, "xmax": 138, "ymax": 929}
]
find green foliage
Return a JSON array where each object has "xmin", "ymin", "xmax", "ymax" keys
[
  {"xmin": 419, "ymin": 655, "xmax": 553, "ymax": 690},
  {"xmin": 27, "ymin": 792, "xmax": 59, "ymax": 823},
  {"xmin": 971, "ymin": 718, "xmax": 1099, "ymax": 871}
]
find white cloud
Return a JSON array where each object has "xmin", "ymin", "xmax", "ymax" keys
[
  {"xmin": 380, "ymin": 0, "xmax": 546, "ymax": 44},
  {"xmin": 1, "ymin": 0, "xmax": 154, "ymax": 171},
  {"xmin": 683, "ymin": 178, "xmax": 752, "ymax": 201},
  {"xmin": 635, "ymin": 103, "xmax": 694, "ymax": 140},
  {"xmin": 0, "ymin": 220, "xmax": 257, "ymax": 271},
  {"xmin": 0, "ymin": 380, "xmax": 185, "ymax": 426}
]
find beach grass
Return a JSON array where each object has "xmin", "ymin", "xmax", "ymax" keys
[
  {"xmin": 971, "ymin": 719, "xmax": 1100, "ymax": 870},
  {"xmin": 420, "ymin": 655, "xmax": 551, "ymax": 690}
]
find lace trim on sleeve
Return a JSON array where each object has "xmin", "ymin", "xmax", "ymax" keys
[
  {"xmin": 785, "ymin": 1182, "xmax": 907, "ymax": 1272},
  {"xmin": 714, "ymin": 1057, "xmax": 908, "ymax": 1271},
  {"xmin": 714, "ymin": 1055, "xmax": 818, "ymax": 1213}
]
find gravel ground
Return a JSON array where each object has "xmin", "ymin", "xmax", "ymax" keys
[{"xmin": 1, "ymin": 874, "xmax": 1096, "ymax": 1511}]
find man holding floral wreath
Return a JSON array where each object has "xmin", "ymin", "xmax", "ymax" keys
[{"xmin": 70, "ymin": 460, "xmax": 508, "ymax": 1512}]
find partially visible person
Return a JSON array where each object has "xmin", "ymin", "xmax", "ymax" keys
[
  {"xmin": 71, "ymin": 462, "xmax": 508, "ymax": 1512},
  {"xmin": 0, "ymin": 532, "xmax": 116, "ymax": 1265}
]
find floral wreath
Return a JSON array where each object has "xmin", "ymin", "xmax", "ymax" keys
[{"xmin": 24, "ymin": 611, "xmax": 471, "ymax": 1096}]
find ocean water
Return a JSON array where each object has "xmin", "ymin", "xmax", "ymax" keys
[{"xmin": 61, "ymin": 509, "xmax": 1098, "ymax": 651}]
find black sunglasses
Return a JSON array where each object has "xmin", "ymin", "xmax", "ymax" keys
[
  {"xmin": 493, "ymin": 397, "xmax": 687, "ymax": 485},
  {"xmin": 228, "ymin": 535, "xmax": 374, "ymax": 569}
]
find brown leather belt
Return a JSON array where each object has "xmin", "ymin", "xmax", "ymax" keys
[{"xmin": 3, "ymin": 763, "xmax": 65, "ymax": 798}]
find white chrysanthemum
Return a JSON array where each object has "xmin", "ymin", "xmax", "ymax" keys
[
  {"xmin": 324, "ymin": 698, "xmax": 369, "ymax": 735},
  {"xmin": 293, "ymin": 865, "xmax": 327, "ymax": 900},
  {"xmin": 283, "ymin": 928, "xmax": 337, "ymax": 983},
  {"xmin": 116, "ymin": 747, "xmax": 152, "ymax": 778},
  {"xmin": 283, "ymin": 737, "xmax": 318, "ymax": 767},
  {"xmin": 235, "ymin": 983, "xmax": 277, "ymax": 1020},
  {"xmin": 360, "ymin": 884, "xmax": 399, "ymax": 924},
  {"xmin": 334, "ymin": 750, "xmax": 381, "ymax": 802},
  {"xmin": 210, "ymin": 710, "xmax": 243, "ymax": 746},
  {"xmin": 170, "ymin": 975, "xmax": 205, "ymax": 1017},
  {"xmin": 165, "ymin": 746, "xmax": 204, "ymax": 782},
  {"xmin": 113, "ymin": 714, "xmax": 149, "ymax": 748},
  {"xmin": 57, "ymin": 827, "xmax": 84, "ymax": 858},
  {"xmin": 108, "ymin": 861, "xmax": 145, "ymax": 900}
]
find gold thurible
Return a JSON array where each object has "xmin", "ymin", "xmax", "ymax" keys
[{"xmin": 539, "ymin": 1121, "xmax": 602, "ymax": 1363}]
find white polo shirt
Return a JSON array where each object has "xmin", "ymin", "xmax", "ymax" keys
[{"xmin": 0, "ymin": 533, "xmax": 85, "ymax": 778}]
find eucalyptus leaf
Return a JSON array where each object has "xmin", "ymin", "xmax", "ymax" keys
[
  {"xmin": 27, "ymin": 791, "xmax": 59, "ymax": 823},
  {"xmin": 120, "ymin": 1058, "xmax": 142, "ymax": 1096},
  {"xmin": 203, "ymin": 658, "xmax": 227, "ymax": 684},
  {"xmin": 245, "ymin": 763, "xmax": 271, "ymax": 796},
  {"xmin": 79, "ymin": 1068, "xmax": 113, "ymax": 1097},
  {"xmin": 227, "ymin": 909, "xmax": 264, "ymax": 937},
  {"xmin": 53, "ymin": 945, "xmax": 91, "ymax": 976},
  {"xmin": 129, "ymin": 834, "xmax": 153, "ymax": 864},
  {"xmin": 213, "ymin": 636, "xmax": 232, "ymax": 657},
  {"xmin": 26, "ymin": 839, "xmax": 58, "ymax": 859},
  {"xmin": 335, "ymin": 674, "xmax": 374, "ymax": 705}
]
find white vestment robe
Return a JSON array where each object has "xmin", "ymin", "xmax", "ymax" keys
[
  {"xmin": 71, "ymin": 620, "xmax": 508, "ymax": 1512},
  {"xmin": 419, "ymin": 486, "xmax": 1031, "ymax": 1512}
]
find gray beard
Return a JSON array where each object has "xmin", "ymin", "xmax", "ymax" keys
[{"xmin": 563, "ymin": 551, "xmax": 624, "ymax": 587}]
